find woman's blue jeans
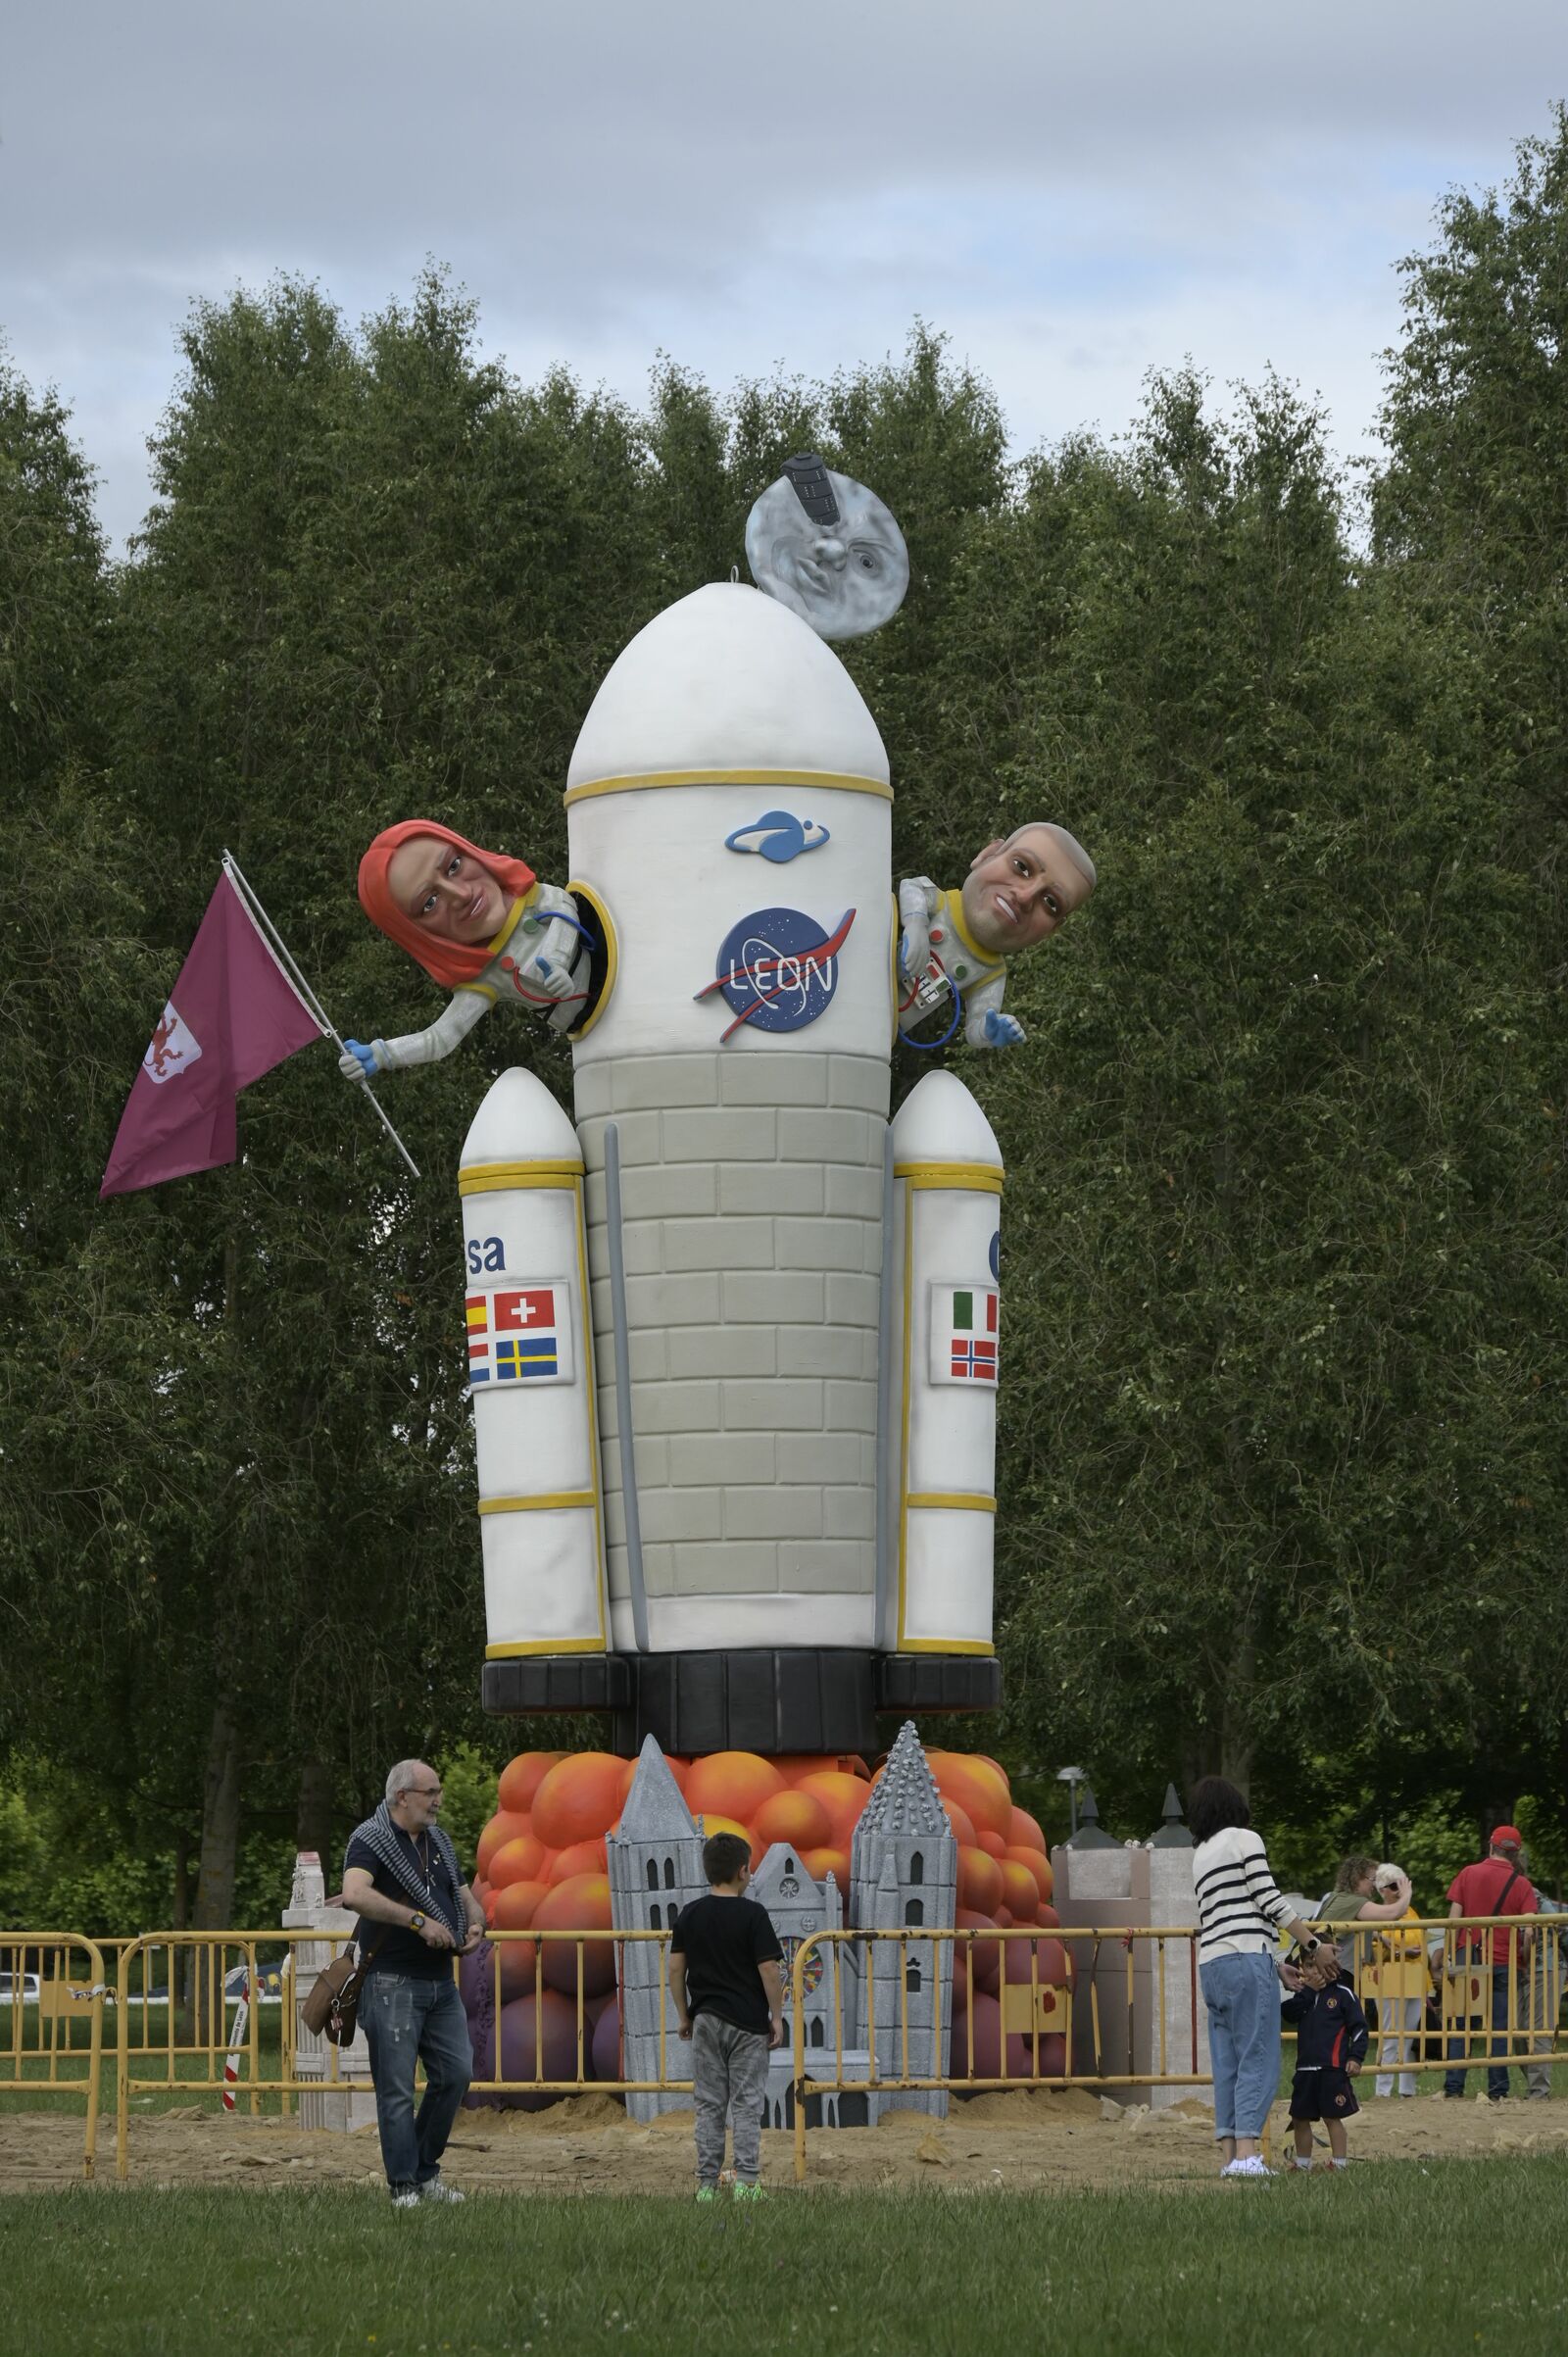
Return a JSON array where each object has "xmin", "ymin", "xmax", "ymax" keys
[
  {"xmin": 360, "ymin": 1970, "xmax": 472, "ymax": 2192},
  {"xmin": 1200, "ymin": 1950, "xmax": 1281, "ymax": 2140}
]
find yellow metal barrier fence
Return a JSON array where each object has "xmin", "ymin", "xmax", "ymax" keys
[
  {"xmin": 790, "ymin": 1923, "xmax": 1114, "ymax": 2183},
  {"xmin": 788, "ymin": 1914, "xmax": 1568, "ymax": 2180},
  {"xmin": 61, "ymin": 1907, "xmax": 1568, "ymax": 2185},
  {"xmin": 113, "ymin": 1929, "xmax": 696, "ymax": 2181},
  {"xmin": 464, "ymin": 1927, "xmax": 694, "ymax": 2105},
  {"xmin": 1, "ymin": 1932, "xmax": 108, "ymax": 2180},
  {"xmin": 1357, "ymin": 1913, "xmax": 1568, "ymax": 2088}
]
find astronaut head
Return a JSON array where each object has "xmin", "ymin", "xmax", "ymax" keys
[
  {"xmin": 385, "ymin": 833, "xmax": 509, "ymax": 947},
  {"xmin": 960, "ymin": 823, "xmax": 1097, "ymax": 958},
  {"xmin": 358, "ymin": 820, "xmax": 537, "ymax": 986},
  {"xmin": 746, "ymin": 458, "xmax": 909, "ymax": 641}
]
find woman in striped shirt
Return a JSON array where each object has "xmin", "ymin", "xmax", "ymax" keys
[{"xmin": 1191, "ymin": 1777, "xmax": 1327, "ymax": 2179}]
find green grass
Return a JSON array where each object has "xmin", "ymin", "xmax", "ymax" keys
[{"xmin": 2, "ymin": 2167, "xmax": 1566, "ymax": 2357}]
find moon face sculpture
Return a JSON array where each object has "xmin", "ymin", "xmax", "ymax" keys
[{"xmin": 745, "ymin": 454, "xmax": 909, "ymax": 640}]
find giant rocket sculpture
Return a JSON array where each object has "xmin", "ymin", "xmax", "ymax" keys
[{"xmin": 460, "ymin": 583, "xmax": 1004, "ymax": 1754}]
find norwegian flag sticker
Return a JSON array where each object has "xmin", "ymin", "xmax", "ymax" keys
[{"xmin": 928, "ymin": 1283, "xmax": 1000, "ymax": 1387}]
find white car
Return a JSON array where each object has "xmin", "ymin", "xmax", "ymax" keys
[{"xmin": 0, "ymin": 1971, "xmax": 41, "ymax": 2003}]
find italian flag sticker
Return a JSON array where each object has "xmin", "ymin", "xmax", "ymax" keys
[{"xmin": 929, "ymin": 1284, "xmax": 1000, "ymax": 1386}]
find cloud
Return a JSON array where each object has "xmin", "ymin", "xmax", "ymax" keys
[{"xmin": 4, "ymin": 3, "xmax": 1559, "ymax": 546}]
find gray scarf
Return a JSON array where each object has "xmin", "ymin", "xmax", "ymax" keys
[{"xmin": 347, "ymin": 1801, "xmax": 466, "ymax": 1942}]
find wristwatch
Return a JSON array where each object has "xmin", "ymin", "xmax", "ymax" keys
[
  {"xmin": 410, "ymin": 1911, "xmax": 426, "ymax": 1931},
  {"xmin": 1303, "ymin": 1937, "xmax": 1321, "ymax": 1953}
]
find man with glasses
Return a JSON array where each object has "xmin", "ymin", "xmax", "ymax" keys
[{"xmin": 342, "ymin": 1760, "xmax": 484, "ymax": 2206}]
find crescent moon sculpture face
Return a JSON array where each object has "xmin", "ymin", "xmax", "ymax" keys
[{"xmin": 746, "ymin": 456, "xmax": 910, "ymax": 640}]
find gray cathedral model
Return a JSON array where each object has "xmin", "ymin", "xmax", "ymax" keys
[{"xmin": 606, "ymin": 1721, "xmax": 956, "ymax": 2127}]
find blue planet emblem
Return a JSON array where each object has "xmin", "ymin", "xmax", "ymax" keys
[{"xmin": 723, "ymin": 810, "xmax": 831, "ymax": 864}]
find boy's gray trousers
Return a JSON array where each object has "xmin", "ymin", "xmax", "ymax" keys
[{"xmin": 691, "ymin": 2013, "xmax": 771, "ymax": 2185}]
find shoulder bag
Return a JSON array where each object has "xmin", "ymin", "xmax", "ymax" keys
[{"xmin": 301, "ymin": 1923, "xmax": 391, "ymax": 2046}]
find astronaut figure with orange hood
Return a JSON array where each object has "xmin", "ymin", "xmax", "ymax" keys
[{"xmin": 339, "ymin": 821, "xmax": 591, "ymax": 1082}]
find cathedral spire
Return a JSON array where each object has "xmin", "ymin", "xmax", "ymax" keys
[
  {"xmin": 855, "ymin": 1720, "xmax": 952, "ymax": 1847},
  {"xmin": 614, "ymin": 1733, "xmax": 699, "ymax": 1841}
]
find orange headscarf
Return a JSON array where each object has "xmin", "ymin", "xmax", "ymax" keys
[{"xmin": 357, "ymin": 820, "xmax": 537, "ymax": 988}]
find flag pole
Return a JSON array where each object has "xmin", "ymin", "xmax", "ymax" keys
[{"xmin": 221, "ymin": 851, "xmax": 421, "ymax": 1181}]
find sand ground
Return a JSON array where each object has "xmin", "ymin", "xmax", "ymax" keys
[{"xmin": 7, "ymin": 2085, "xmax": 1568, "ymax": 2195}]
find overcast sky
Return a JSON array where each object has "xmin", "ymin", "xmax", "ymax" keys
[{"xmin": 5, "ymin": 4, "xmax": 1559, "ymax": 551}]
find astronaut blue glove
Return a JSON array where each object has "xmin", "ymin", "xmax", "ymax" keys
[
  {"xmin": 338, "ymin": 1038, "xmax": 379, "ymax": 1082},
  {"xmin": 896, "ymin": 879, "xmax": 935, "ymax": 983},
  {"xmin": 981, "ymin": 1009, "xmax": 1025, "ymax": 1048}
]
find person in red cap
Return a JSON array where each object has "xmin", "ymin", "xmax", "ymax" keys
[
  {"xmin": 1443, "ymin": 1825, "xmax": 1538, "ymax": 2100},
  {"xmin": 337, "ymin": 822, "xmax": 594, "ymax": 1084}
]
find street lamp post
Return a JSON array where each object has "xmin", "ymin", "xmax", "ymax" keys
[{"xmin": 1055, "ymin": 1766, "xmax": 1086, "ymax": 1841}]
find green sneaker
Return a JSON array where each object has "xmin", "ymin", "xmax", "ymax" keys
[
  {"xmin": 695, "ymin": 2185, "xmax": 717, "ymax": 2204},
  {"xmin": 732, "ymin": 2183, "xmax": 767, "ymax": 2202}
]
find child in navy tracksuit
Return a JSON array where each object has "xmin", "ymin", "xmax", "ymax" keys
[{"xmin": 1282, "ymin": 1942, "xmax": 1369, "ymax": 2171}]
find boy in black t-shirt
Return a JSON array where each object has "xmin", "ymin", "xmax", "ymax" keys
[{"xmin": 669, "ymin": 1832, "xmax": 785, "ymax": 2202}]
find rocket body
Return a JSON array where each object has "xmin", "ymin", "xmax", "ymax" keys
[
  {"xmin": 565, "ymin": 585, "xmax": 891, "ymax": 1659},
  {"xmin": 470, "ymin": 583, "xmax": 1003, "ymax": 1748}
]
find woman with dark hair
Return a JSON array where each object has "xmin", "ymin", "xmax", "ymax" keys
[{"xmin": 1190, "ymin": 1776, "xmax": 1326, "ymax": 2178}]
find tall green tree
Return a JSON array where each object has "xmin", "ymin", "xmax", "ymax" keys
[
  {"xmin": 1374, "ymin": 104, "xmax": 1568, "ymax": 859},
  {"xmin": 0, "ymin": 356, "xmax": 178, "ymax": 1812},
  {"xmin": 923, "ymin": 370, "xmax": 1565, "ymax": 1809}
]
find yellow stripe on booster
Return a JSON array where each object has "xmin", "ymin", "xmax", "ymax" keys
[{"xmin": 478, "ymin": 1492, "xmax": 598, "ymax": 1516}]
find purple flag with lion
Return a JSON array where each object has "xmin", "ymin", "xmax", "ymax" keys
[{"xmin": 101, "ymin": 872, "xmax": 324, "ymax": 1197}]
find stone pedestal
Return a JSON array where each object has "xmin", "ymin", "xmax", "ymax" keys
[
  {"xmin": 1141, "ymin": 1841, "xmax": 1210, "ymax": 2105},
  {"xmin": 1050, "ymin": 1837, "xmax": 1210, "ymax": 2112},
  {"xmin": 283, "ymin": 1850, "xmax": 378, "ymax": 2134}
]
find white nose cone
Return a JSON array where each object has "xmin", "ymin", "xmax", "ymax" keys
[
  {"xmin": 566, "ymin": 581, "xmax": 889, "ymax": 791},
  {"xmin": 460, "ymin": 1065, "xmax": 581, "ymax": 1170}
]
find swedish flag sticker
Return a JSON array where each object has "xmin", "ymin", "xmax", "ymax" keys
[{"xmin": 495, "ymin": 1334, "xmax": 560, "ymax": 1381}]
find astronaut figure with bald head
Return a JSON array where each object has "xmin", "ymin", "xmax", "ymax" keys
[{"xmin": 897, "ymin": 822, "xmax": 1096, "ymax": 1049}]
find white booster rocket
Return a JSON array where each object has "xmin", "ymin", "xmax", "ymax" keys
[{"xmin": 461, "ymin": 584, "xmax": 1004, "ymax": 1753}]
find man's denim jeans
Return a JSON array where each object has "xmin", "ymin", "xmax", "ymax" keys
[
  {"xmin": 1444, "ymin": 1965, "xmax": 1525, "ymax": 2101},
  {"xmin": 360, "ymin": 1970, "xmax": 472, "ymax": 2191},
  {"xmin": 1200, "ymin": 1950, "xmax": 1282, "ymax": 2140}
]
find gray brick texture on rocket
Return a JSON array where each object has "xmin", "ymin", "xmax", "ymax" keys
[{"xmin": 574, "ymin": 1051, "xmax": 888, "ymax": 1606}]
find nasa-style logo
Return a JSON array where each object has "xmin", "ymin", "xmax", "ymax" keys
[{"xmin": 697, "ymin": 906, "xmax": 856, "ymax": 1041}]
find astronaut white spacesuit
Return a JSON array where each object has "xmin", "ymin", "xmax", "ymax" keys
[
  {"xmin": 897, "ymin": 878, "xmax": 1021, "ymax": 1050},
  {"xmin": 340, "ymin": 881, "xmax": 590, "ymax": 1078}
]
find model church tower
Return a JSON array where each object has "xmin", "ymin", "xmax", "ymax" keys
[
  {"xmin": 604, "ymin": 1735, "xmax": 708, "ymax": 2123},
  {"xmin": 850, "ymin": 1720, "xmax": 957, "ymax": 2117}
]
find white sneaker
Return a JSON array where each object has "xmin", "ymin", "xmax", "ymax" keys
[
  {"xmin": 1221, "ymin": 2156, "xmax": 1273, "ymax": 2179},
  {"xmin": 419, "ymin": 2178, "xmax": 466, "ymax": 2204},
  {"xmin": 391, "ymin": 2189, "xmax": 421, "ymax": 2210}
]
